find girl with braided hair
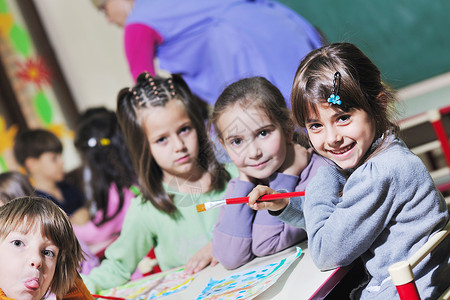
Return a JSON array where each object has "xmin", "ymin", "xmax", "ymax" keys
[{"xmin": 82, "ymin": 73, "xmax": 237, "ymax": 293}]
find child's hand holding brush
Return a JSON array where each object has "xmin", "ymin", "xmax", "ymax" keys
[
  {"xmin": 196, "ymin": 190, "xmax": 304, "ymax": 213},
  {"xmin": 247, "ymin": 185, "xmax": 292, "ymax": 212}
]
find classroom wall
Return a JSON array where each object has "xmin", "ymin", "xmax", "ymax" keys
[
  {"xmin": 278, "ymin": 0, "xmax": 450, "ymax": 90},
  {"xmin": 32, "ymin": 0, "xmax": 132, "ymax": 112},
  {"xmin": 28, "ymin": 0, "xmax": 133, "ymax": 171},
  {"xmin": 34, "ymin": 0, "xmax": 449, "ymax": 115},
  {"xmin": 26, "ymin": 0, "xmax": 450, "ymax": 175}
]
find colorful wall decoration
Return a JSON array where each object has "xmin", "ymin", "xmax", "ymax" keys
[
  {"xmin": 0, "ymin": 0, "xmax": 74, "ymax": 172},
  {"xmin": 0, "ymin": 117, "xmax": 17, "ymax": 171}
]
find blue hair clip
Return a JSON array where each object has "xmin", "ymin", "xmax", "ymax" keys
[{"xmin": 327, "ymin": 72, "xmax": 341, "ymax": 105}]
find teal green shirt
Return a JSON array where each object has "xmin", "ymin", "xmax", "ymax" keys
[{"xmin": 83, "ymin": 163, "xmax": 238, "ymax": 292}]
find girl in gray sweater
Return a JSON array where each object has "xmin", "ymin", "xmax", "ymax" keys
[{"xmin": 248, "ymin": 43, "xmax": 449, "ymax": 299}]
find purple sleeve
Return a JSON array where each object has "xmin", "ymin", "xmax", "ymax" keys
[
  {"xmin": 296, "ymin": 153, "xmax": 329, "ymax": 191},
  {"xmin": 124, "ymin": 23, "xmax": 163, "ymax": 81},
  {"xmin": 212, "ymin": 178, "xmax": 256, "ymax": 269},
  {"xmin": 251, "ymin": 172, "xmax": 306, "ymax": 256},
  {"xmin": 269, "ymin": 172, "xmax": 299, "ymax": 192}
]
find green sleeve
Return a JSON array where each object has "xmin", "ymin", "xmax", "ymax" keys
[
  {"xmin": 224, "ymin": 162, "xmax": 239, "ymax": 179},
  {"xmin": 82, "ymin": 195, "xmax": 155, "ymax": 292}
]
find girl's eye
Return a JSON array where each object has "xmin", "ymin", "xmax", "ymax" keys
[
  {"xmin": 258, "ymin": 129, "xmax": 270, "ymax": 138},
  {"xmin": 230, "ymin": 138, "xmax": 242, "ymax": 146},
  {"xmin": 338, "ymin": 114, "xmax": 351, "ymax": 123},
  {"xmin": 156, "ymin": 137, "xmax": 166, "ymax": 144},
  {"xmin": 42, "ymin": 249, "xmax": 56, "ymax": 257},
  {"xmin": 179, "ymin": 126, "xmax": 191, "ymax": 135},
  {"xmin": 308, "ymin": 123, "xmax": 322, "ymax": 131},
  {"xmin": 12, "ymin": 240, "xmax": 24, "ymax": 247}
]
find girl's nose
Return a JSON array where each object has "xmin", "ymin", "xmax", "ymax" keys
[
  {"xmin": 173, "ymin": 135, "xmax": 186, "ymax": 151},
  {"xmin": 247, "ymin": 141, "xmax": 262, "ymax": 159},
  {"xmin": 326, "ymin": 128, "xmax": 343, "ymax": 147}
]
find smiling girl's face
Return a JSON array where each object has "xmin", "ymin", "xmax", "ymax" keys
[
  {"xmin": 0, "ymin": 223, "xmax": 59, "ymax": 300},
  {"xmin": 217, "ymin": 103, "xmax": 287, "ymax": 181},
  {"xmin": 305, "ymin": 103, "xmax": 376, "ymax": 169}
]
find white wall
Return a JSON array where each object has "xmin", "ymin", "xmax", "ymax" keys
[
  {"xmin": 33, "ymin": 0, "xmax": 133, "ymax": 112},
  {"xmin": 32, "ymin": 0, "xmax": 133, "ymax": 171}
]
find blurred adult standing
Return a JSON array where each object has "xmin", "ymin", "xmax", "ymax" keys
[{"xmin": 91, "ymin": 0, "xmax": 324, "ymax": 106}]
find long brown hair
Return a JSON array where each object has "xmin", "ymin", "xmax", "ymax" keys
[
  {"xmin": 75, "ymin": 108, "xmax": 136, "ymax": 225},
  {"xmin": 117, "ymin": 73, "xmax": 230, "ymax": 217},
  {"xmin": 291, "ymin": 43, "xmax": 399, "ymax": 160}
]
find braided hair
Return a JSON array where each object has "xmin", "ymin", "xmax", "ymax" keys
[{"xmin": 116, "ymin": 73, "xmax": 230, "ymax": 217}]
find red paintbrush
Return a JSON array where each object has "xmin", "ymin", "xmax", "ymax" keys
[
  {"xmin": 92, "ymin": 295, "xmax": 125, "ymax": 300},
  {"xmin": 196, "ymin": 191, "xmax": 305, "ymax": 212}
]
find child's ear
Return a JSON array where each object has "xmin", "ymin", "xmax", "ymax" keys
[
  {"xmin": 376, "ymin": 92, "xmax": 388, "ymax": 111},
  {"xmin": 24, "ymin": 157, "xmax": 38, "ymax": 174}
]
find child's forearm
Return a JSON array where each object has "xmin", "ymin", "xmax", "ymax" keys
[
  {"xmin": 272, "ymin": 197, "xmax": 306, "ymax": 228},
  {"xmin": 212, "ymin": 227, "xmax": 254, "ymax": 269}
]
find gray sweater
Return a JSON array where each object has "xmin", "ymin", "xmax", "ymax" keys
[{"xmin": 278, "ymin": 136, "xmax": 449, "ymax": 299}]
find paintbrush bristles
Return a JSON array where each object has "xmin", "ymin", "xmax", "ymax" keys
[
  {"xmin": 196, "ymin": 200, "xmax": 227, "ymax": 212},
  {"xmin": 196, "ymin": 203, "xmax": 206, "ymax": 212}
]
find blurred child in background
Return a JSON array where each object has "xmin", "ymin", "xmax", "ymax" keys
[
  {"xmin": 13, "ymin": 129, "xmax": 86, "ymax": 222},
  {"xmin": 72, "ymin": 107, "xmax": 159, "ymax": 276},
  {"xmin": 0, "ymin": 171, "xmax": 34, "ymax": 205},
  {"xmin": 82, "ymin": 73, "xmax": 238, "ymax": 293},
  {"xmin": 73, "ymin": 108, "xmax": 137, "ymax": 256},
  {"xmin": 210, "ymin": 77, "xmax": 327, "ymax": 269}
]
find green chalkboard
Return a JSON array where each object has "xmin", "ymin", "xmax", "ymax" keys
[{"xmin": 277, "ymin": 0, "xmax": 450, "ymax": 89}]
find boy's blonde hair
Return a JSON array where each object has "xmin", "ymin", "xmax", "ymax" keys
[{"xmin": 0, "ymin": 197, "xmax": 83, "ymax": 297}]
